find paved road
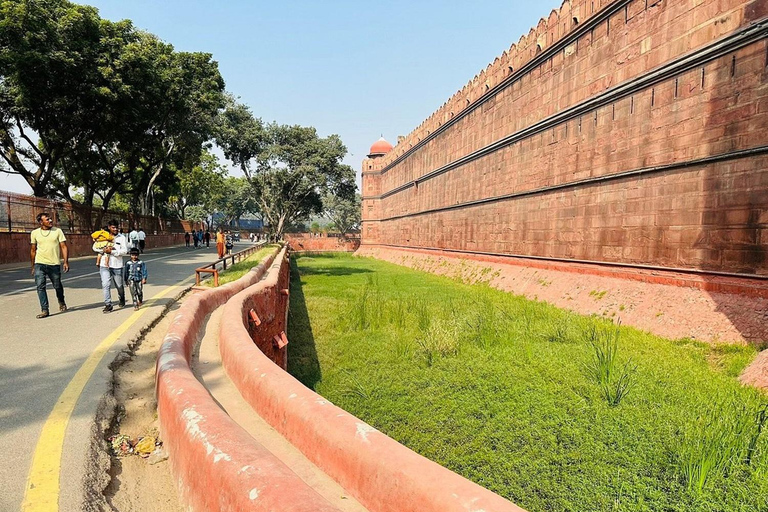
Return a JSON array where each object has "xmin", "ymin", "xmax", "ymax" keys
[{"xmin": 0, "ymin": 242, "xmax": 233, "ymax": 512}]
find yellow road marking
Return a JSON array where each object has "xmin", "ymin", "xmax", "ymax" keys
[{"xmin": 21, "ymin": 279, "xmax": 192, "ymax": 511}]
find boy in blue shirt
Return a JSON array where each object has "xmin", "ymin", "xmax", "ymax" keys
[{"xmin": 123, "ymin": 248, "xmax": 148, "ymax": 310}]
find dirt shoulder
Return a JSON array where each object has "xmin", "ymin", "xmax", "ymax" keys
[{"xmin": 93, "ymin": 301, "xmax": 185, "ymax": 512}]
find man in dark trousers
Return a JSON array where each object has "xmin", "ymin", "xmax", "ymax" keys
[{"xmin": 30, "ymin": 212, "xmax": 69, "ymax": 318}]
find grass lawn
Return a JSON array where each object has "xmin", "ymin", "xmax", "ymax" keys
[
  {"xmin": 203, "ymin": 244, "xmax": 279, "ymax": 286},
  {"xmin": 287, "ymin": 253, "xmax": 768, "ymax": 512}
]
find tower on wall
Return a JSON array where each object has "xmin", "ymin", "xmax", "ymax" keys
[{"xmin": 361, "ymin": 137, "xmax": 393, "ymax": 245}]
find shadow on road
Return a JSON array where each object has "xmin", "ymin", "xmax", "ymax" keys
[{"xmin": 0, "ymin": 360, "xmax": 84, "ymax": 435}]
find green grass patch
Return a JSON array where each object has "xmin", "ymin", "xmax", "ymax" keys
[
  {"xmin": 589, "ymin": 289, "xmax": 608, "ymax": 300},
  {"xmin": 287, "ymin": 253, "xmax": 768, "ymax": 512},
  {"xmin": 203, "ymin": 244, "xmax": 279, "ymax": 286}
]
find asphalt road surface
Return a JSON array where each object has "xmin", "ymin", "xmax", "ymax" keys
[{"xmin": 0, "ymin": 241, "xmax": 231, "ymax": 512}]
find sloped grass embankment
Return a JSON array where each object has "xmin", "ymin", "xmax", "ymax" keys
[
  {"xmin": 203, "ymin": 244, "xmax": 279, "ymax": 287},
  {"xmin": 287, "ymin": 253, "xmax": 768, "ymax": 512}
]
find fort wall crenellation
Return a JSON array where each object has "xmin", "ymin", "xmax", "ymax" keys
[{"xmin": 362, "ymin": 0, "xmax": 768, "ymax": 275}]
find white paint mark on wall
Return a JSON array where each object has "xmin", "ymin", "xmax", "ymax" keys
[
  {"xmin": 214, "ymin": 452, "xmax": 231, "ymax": 463},
  {"xmin": 182, "ymin": 407, "xmax": 232, "ymax": 464},
  {"xmin": 157, "ymin": 351, "xmax": 180, "ymax": 373},
  {"xmin": 249, "ymin": 488, "xmax": 260, "ymax": 500},
  {"xmin": 355, "ymin": 423, "xmax": 377, "ymax": 443}
]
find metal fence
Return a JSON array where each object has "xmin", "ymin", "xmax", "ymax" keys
[{"xmin": 0, "ymin": 190, "xmax": 189, "ymax": 234}]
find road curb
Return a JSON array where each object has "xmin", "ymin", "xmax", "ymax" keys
[{"xmin": 155, "ymin": 246, "xmax": 342, "ymax": 511}]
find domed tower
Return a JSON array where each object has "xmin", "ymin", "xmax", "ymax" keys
[
  {"xmin": 361, "ymin": 137, "xmax": 392, "ymax": 246},
  {"xmin": 367, "ymin": 137, "xmax": 393, "ymax": 159}
]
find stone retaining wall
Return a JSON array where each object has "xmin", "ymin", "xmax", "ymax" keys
[
  {"xmin": 361, "ymin": 0, "xmax": 768, "ymax": 275},
  {"xmin": 0, "ymin": 232, "xmax": 187, "ymax": 264}
]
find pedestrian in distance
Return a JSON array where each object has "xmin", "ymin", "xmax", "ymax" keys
[
  {"xmin": 137, "ymin": 227, "xmax": 146, "ymax": 253},
  {"xmin": 98, "ymin": 219, "xmax": 128, "ymax": 313},
  {"xmin": 204, "ymin": 230, "xmax": 211, "ymax": 248},
  {"xmin": 30, "ymin": 212, "xmax": 69, "ymax": 319},
  {"xmin": 193, "ymin": 229, "xmax": 199, "ymax": 248},
  {"xmin": 123, "ymin": 248, "xmax": 148, "ymax": 311},
  {"xmin": 184, "ymin": 232, "xmax": 191, "ymax": 247},
  {"xmin": 225, "ymin": 231, "xmax": 234, "ymax": 255},
  {"xmin": 216, "ymin": 227, "xmax": 225, "ymax": 258},
  {"xmin": 128, "ymin": 226, "xmax": 139, "ymax": 251}
]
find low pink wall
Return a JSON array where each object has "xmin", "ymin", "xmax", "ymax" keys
[
  {"xmin": 284, "ymin": 234, "xmax": 360, "ymax": 252},
  {"xmin": 219, "ymin": 255, "xmax": 526, "ymax": 512},
  {"xmin": 0, "ymin": 232, "xmax": 187, "ymax": 264},
  {"xmin": 156, "ymin": 246, "xmax": 341, "ymax": 512}
]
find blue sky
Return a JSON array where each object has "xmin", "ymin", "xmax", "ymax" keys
[{"xmin": 2, "ymin": 0, "xmax": 563, "ymax": 194}]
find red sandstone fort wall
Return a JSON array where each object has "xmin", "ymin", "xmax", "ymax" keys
[{"xmin": 361, "ymin": 0, "xmax": 768, "ymax": 275}]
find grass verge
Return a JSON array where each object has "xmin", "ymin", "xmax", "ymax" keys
[
  {"xmin": 203, "ymin": 244, "xmax": 278, "ymax": 287},
  {"xmin": 288, "ymin": 253, "xmax": 768, "ymax": 512}
]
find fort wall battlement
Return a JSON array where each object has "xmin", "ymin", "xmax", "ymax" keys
[{"xmin": 361, "ymin": 0, "xmax": 768, "ymax": 275}]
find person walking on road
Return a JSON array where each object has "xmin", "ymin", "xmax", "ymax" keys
[
  {"xmin": 204, "ymin": 230, "xmax": 211, "ymax": 247},
  {"xmin": 184, "ymin": 232, "xmax": 191, "ymax": 247},
  {"xmin": 98, "ymin": 220, "xmax": 128, "ymax": 313},
  {"xmin": 128, "ymin": 227, "xmax": 139, "ymax": 251},
  {"xmin": 30, "ymin": 212, "xmax": 69, "ymax": 319},
  {"xmin": 216, "ymin": 228, "xmax": 225, "ymax": 258},
  {"xmin": 124, "ymin": 247, "xmax": 148, "ymax": 310},
  {"xmin": 137, "ymin": 227, "xmax": 146, "ymax": 253}
]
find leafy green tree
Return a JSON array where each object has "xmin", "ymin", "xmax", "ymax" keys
[
  {"xmin": 127, "ymin": 50, "xmax": 225, "ymax": 215},
  {"xmin": 185, "ymin": 205, "xmax": 209, "ymax": 225},
  {"xmin": 235, "ymin": 125, "xmax": 356, "ymax": 240},
  {"xmin": 167, "ymin": 150, "xmax": 226, "ymax": 219},
  {"xmin": 0, "ymin": 0, "xmax": 104, "ymax": 196},
  {"xmin": 215, "ymin": 94, "xmax": 266, "ymax": 175},
  {"xmin": 0, "ymin": 0, "xmax": 226, "ymax": 225},
  {"xmin": 211, "ymin": 176, "xmax": 258, "ymax": 228},
  {"xmin": 324, "ymin": 193, "xmax": 361, "ymax": 236}
]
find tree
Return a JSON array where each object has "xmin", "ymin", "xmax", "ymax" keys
[
  {"xmin": 126, "ymin": 50, "xmax": 225, "ymax": 215},
  {"xmin": 217, "ymin": 121, "xmax": 356, "ymax": 240},
  {"xmin": 0, "ymin": 0, "xmax": 104, "ymax": 196},
  {"xmin": 211, "ymin": 176, "xmax": 258, "ymax": 228},
  {"xmin": 0, "ymin": 0, "xmax": 226, "ymax": 224},
  {"xmin": 167, "ymin": 150, "xmax": 226, "ymax": 220},
  {"xmin": 215, "ymin": 94, "xmax": 265, "ymax": 175},
  {"xmin": 323, "ymin": 193, "xmax": 361, "ymax": 236}
]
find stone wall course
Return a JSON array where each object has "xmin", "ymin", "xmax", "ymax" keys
[{"xmin": 362, "ymin": 0, "xmax": 767, "ymax": 275}]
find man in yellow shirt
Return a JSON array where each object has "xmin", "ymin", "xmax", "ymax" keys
[{"xmin": 30, "ymin": 212, "xmax": 69, "ymax": 319}]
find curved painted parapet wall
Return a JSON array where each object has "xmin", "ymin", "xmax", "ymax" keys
[
  {"xmin": 155, "ymin": 246, "xmax": 342, "ymax": 512},
  {"xmin": 219, "ymin": 253, "xmax": 528, "ymax": 512}
]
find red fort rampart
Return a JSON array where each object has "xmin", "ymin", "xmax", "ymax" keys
[{"xmin": 361, "ymin": 0, "xmax": 768, "ymax": 278}]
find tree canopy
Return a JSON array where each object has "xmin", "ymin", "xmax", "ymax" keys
[
  {"xmin": 216, "ymin": 99, "xmax": 356, "ymax": 239},
  {"xmin": 1, "ymin": 0, "xmax": 360, "ymax": 238},
  {"xmin": 0, "ymin": 0, "xmax": 225, "ymax": 227},
  {"xmin": 323, "ymin": 192, "xmax": 361, "ymax": 236}
]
